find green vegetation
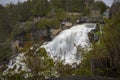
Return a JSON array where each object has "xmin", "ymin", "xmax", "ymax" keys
[
  {"xmin": 0, "ymin": 45, "xmax": 12, "ymax": 63},
  {"xmin": 94, "ymin": 1, "xmax": 107, "ymax": 14},
  {"xmin": 1, "ymin": 43, "xmax": 73, "ymax": 79},
  {"xmin": 36, "ymin": 18, "xmax": 59, "ymax": 29},
  {"xmin": 73, "ymin": 53, "xmax": 92, "ymax": 76},
  {"xmin": 24, "ymin": 21, "xmax": 32, "ymax": 32},
  {"xmin": 103, "ymin": 14, "xmax": 120, "ymax": 71},
  {"xmin": 1, "ymin": 0, "xmax": 120, "ymax": 79},
  {"xmin": 0, "ymin": 0, "xmax": 106, "ymax": 43},
  {"xmin": 77, "ymin": 14, "xmax": 120, "ymax": 77}
]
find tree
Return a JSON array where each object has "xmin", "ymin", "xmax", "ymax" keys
[
  {"xmin": 103, "ymin": 15, "xmax": 120, "ymax": 71},
  {"xmin": 32, "ymin": 0, "xmax": 50, "ymax": 17},
  {"xmin": 17, "ymin": 1, "xmax": 33, "ymax": 21},
  {"xmin": 94, "ymin": 1, "xmax": 107, "ymax": 14}
]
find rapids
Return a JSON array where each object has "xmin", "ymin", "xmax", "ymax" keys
[{"xmin": 42, "ymin": 23, "xmax": 96, "ymax": 64}]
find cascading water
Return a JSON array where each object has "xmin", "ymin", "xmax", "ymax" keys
[
  {"xmin": 42, "ymin": 23, "xmax": 96, "ymax": 64},
  {"xmin": 3, "ymin": 23, "xmax": 96, "ymax": 75}
]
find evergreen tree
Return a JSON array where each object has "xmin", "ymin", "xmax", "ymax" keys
[{"xmin": 32, "ymin": 0, "xmax": 50, "ymax": 17}]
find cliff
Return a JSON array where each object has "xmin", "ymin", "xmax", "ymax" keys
[{"xmin": 109, "ymin": 2, "xmax": 120, "ymax": 18}]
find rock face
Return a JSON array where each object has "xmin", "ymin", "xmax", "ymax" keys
[{"xmin": 109, "ymin": 2, "xmax": 120, "ymax": 18}]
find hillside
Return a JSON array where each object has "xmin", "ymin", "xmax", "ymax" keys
[{"xmin": 0, "ymin": 0, "xmax": 120, "ymax": 80}]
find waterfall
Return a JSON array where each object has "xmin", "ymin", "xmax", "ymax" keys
[
  {"xmin": 3, "ymin": 23, "xmax": 96, "ymax": 75},
  {"xmin": 42, "ymin": 23, "xmax": 96, "ymax": 64}
]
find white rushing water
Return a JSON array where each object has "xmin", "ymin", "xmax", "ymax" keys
[
  {"xmin": 4, "ymin": 23, "xmax": 96, "ymax": 75},
  {"xmin": 3, "ymin": 53, "xmax": 29, "ymax": 74},
  {"xmin": 42, "ymin": 23, "xmax": 96, "ymax": 64}
]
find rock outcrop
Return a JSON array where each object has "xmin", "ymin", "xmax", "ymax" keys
[{"xmin": 109, "ymin": 1, "xmax": 120, "ymax": 18}]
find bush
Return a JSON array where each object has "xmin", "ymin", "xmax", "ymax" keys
[
  {"xmin": 24, "ymin": 21, "xmax": 32, "ymax": 32},
  {"xmin": 0, "ymin": 45, "xmax": 12, "ymax": 63},
  {"xmin": 36, "ymin": 18, "xmax": 50, "ymax": 29},
  {"xmin": 36, "ymin": 18, "xmax": 59, "ymax": 29}
]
